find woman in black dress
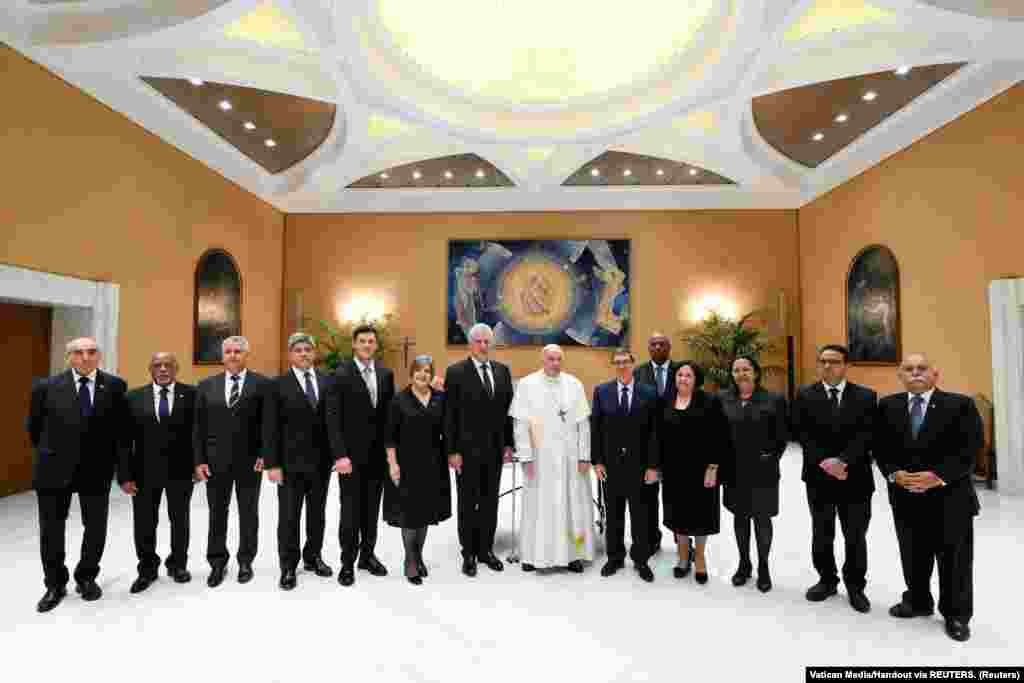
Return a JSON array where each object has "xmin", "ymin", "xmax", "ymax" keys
[
  {"xmin": 719, "ymin": 355, "xmax": 789, "ymax": 593},
  {"xmin": 659, "ymin": 361, "xmax": 733, "ymax": 584},
  {"xmin": 384, "ymin": 355, "xmax": 452, "ymax": 585}
]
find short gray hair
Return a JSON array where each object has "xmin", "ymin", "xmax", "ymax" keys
[
  {"xmin": 468, "ymin": 323, "xmax": 493, "ymax": 342},
  {"xmin": 287, "ymin": 332, "xmax": 316, "ymax": 350},
  {"xmin": 222, "ymin": 336, "xmax": 250, "ymax": 353},
  {"xmin": 65, "ymin": 337, "xmax": 100, "ymax": 355}
]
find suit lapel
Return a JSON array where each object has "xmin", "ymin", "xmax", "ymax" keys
[
  {"xmin": 290, "ymin": 370, "xmax": 317, "ymax": 413},
  {"xmin": 915, "ymin": 391, "xmax": 944, "ymax": 443},
  {"xmin": 465, "ymin": 358, "xmax": 489, "ymax": 400},
  {"xmin": 213, "ymin": 373, "xmax": 228, "ymax": 408},
  {"xmin": 62, "ymin": 370, "xmax": 82, "ymax": 425},
  {"xmin": 144, "ymin": 385, "xmax": 157, "ymax": 423}
]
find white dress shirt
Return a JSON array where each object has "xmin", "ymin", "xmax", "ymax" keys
[
  {"xmin": 822, "ymin": 379, "xmax": 848, "ymax": 404},
  {"xmin": 292, "ymin": 366, "xmax": 318, "ymax": 402},
  {"xmin": 71, "ymin": 368, "xmax": 98, "ymax": 404},
  {"xmin": 651, "ymin": 361, "xmax": 671, "ymax": 393},
  {"xmin": 907, "ymin": 388, "xmax": 935, "ymax": 417},
  {"xmin": 153, "ymin": 382, "xmax": 175, "ymax": 420},
  {"xmin": 225, "ymin": 368, "xmax": 248, "ymax": 404}
]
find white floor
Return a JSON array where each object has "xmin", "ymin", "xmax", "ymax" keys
[{"xmin": 1, "ymin": 446, "xmax": 1021, "ymax": 682}]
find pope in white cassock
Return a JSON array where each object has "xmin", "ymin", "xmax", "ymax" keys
[{"xmin": 509, "ymin": 344, "xmax": 595, "ymax": 572}]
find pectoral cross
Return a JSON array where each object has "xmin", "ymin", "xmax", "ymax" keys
[{"xmin": 558, "ymin": 407, "xmax": 567, "ymax": 423}]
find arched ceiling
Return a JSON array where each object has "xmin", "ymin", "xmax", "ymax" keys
[{"xmin": 2, "ymin": 0, "xmax": 1022, "ymax": 213}]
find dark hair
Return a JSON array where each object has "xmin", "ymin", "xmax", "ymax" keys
[
  {"xmin": 352, "ymin": 324, "xmax": 378, "ymax": 342},
  {"xmin": 818, "ymin": 344, "xmax": 849, "ymax": 362},
  {"xmin": 409, "ymin": 354, "xmax": 435, "ymax": 379},
  {"xmin": 731, "ymin": 354, "xmax": 763, "ymax": 388},
  {"xmin": 675, "ymin": 361, "xmax": 704, "ymax": 389}
]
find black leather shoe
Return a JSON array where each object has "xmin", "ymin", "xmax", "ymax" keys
[
  {"xmin": 461, "ymin": 557, "xmax": 478, "ymax": 577},
  {"xmin": 522, "ymin": 563, "xmax": 536, "ymax": 572},
  {"xmin": 945, "ymin": 619, "xmax": 971, "ymax": 642},
  {"xmin": 849, "ymin": 591, "xmax": 871, "ymax": 613},
  {"xmin": 303, "ymin": 558, "xmax": 334, "ymax": 577},
  {"xmin": 357, "ymin": 554, "xmax": 388, "ymax": 577},
  {"xmin": 130, "ymin": 575, "xmax": 157, "ymax": 594},
  {"xmin": 338, "ymin": 565, "xmax": 355, "ymax": 587},
  {"xmin": 237, "ymin": 562, "xmax": 254, "ymax": 584},
  {"xmin": 695, "ymin": 571, "xmax": 709, "ymax": 585},
  {"xmin": 889, "ymin": 602, "xmax": 934, "ymax": 618},
  {"xmin": 279, "ymin": 569, "xmax": 297, "ymax": 591},
  {"xmin": 478, "ymin": 553, "xmax": 504, "ymax": 572},
  {"xmin": 636, "ymin": 564, "xmax": 655, "ymax": 583},
  {"xmin": 417, "ymin": 561, "xmax": 428, "ymax": 578},
  {"xmin": 756, "ymin": 569, "xmax": 772, "ymax": 593},
  {"xmin": 673, "ymin": 564, "xmax": 692, "ymax": 579},
  {"xmin": 75, "ymin": 580, "xmax": 102, "ymax": 602},
  {"xmin": 207, "ymin": 566, "xmax": 226, "ymax": 588},
  {"xmin": 168, "ymin": 567, "xmax": 192, "ymax": 584},
  {"xmin": 731, "ymin": 564, "xmax": 752, "ymax": 587},
  {"xmin": 408, "ymin": 576, "xmax": 423, "ymax": 586},
  {"xmin": 567, "ymin": 560, "xmax": 584, "ymax": 573},
  {"xmin": 37, "ymin": 587, "xmax": 66, "ymax": 613},
  {"xmin": 806, "ymin": 581, "xmax": 838, "ymax": 602},
  {"xmin": 600, "ymin": 560, "xmax": 624, "ymax": 577}
]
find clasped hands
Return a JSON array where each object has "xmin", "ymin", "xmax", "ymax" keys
[
  {"xmin": 820, "ymin": 457, "xmax": 849, "ymax": 481},
  {"xmin": 893, "ymin": 470, "xmax": 944, "ymax": 493}
]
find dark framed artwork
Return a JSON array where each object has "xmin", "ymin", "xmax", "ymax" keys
[
  {"xmin": 193, "ymin": 248, "xmax": 242, "ymax": 364},
  {"xmin": 447, "ymin": 239, "xmax": 630, "ymax": 347},
  {"xmin": 846, "ymin": 244, "xmax": 900, "ymax": 365}
]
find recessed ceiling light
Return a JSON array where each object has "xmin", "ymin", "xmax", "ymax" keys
[
  {"xmin": 623, "ymin": 168, "xmax": 632, "ymax": 177},
  {"xmin": 218, "ymin": 100, "xmax": 232, "ymax": 111},
  {"xmin": 590, "ymin": 168, "xmax": 600, "ymax": 177},
  {"xmin": 862, "ymin": 90, "xmax": 878, "ymax": 102},
  {"xmin": 379, "ymin": 172, "xmax": 389, "ymax": 179},
  {"xmin": 412, "ymin": 170, "xmax": 422, "ymax": 180},
  {"xmin": 188, "ymin": 78, "xmax": 204, "ymax": 86},
  {"xmin": 656, "ymin": 168, "xmax": 664, "ymax": 176},
  {"xmin": 812, "ymin": 132, "xmax": 825, "ymax": 142},
  {"xmin": 243, "ymin": 121, "xmax": 256, "ymax": 131},
  {"xmin": 834, "ymin": 113, "xmax": 849, "ymax": 123},
  {"xmin": 895, "ymin": 65, "xmax": 911, "ymax": 76},
  {"xmin": 444, "ymin": 170, "xmax": 453, "ymax": 179},
  {"xmin": 475, "ymin": 169, "xmax": 485, "ymax": 178},
  {"xmin": 689, "ymin": 168, "xmax": 699, "ymax": 176},
  {"xmin": 264, "ymin": 139, "xmax": 276, "ymax": 148}
]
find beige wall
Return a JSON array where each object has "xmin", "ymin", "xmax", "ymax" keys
[
  {"xmin": 798, "ymin": 82, "xmax": 1024, "ymax": 398},
  {"xmin": 0, "ymin": 45, "xmax": 285, "ymax": 387},
  {"xmin": 284, "ymin": 211, "xmax": 800, "ymax": 394}
]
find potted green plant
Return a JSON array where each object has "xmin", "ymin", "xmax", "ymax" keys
[
  {"xmin": 679, "ymin": 309, "xmax": 783, "ymax": 391},
  {"xmin": 306, "ymin": 313, "xmax": 399, "ymax": 372}
]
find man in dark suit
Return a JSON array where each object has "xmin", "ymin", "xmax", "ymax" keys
[
  {"xmin": 791, "ymin": 344, "xmax": 876, "ymax": 613},
  {"xmin": 633, "ymin": 332, "xmax": 677, "ymax": 554},
  {"xmin": 27, "ymin": 337, "xmax": 128, "ymax": 612},
  {"xmin": 875, "ymin": 353, "xmax": 983, "ymax": 642},
  {"xmin": 193, "ymin": 335, "xmax": 270, "ymax": 587},
  {"xmin": 325, "ymin": 324, "xmax": 395, "ymax": 586},
  {"xmin": 443, "ymin": 322, "xmax": 515, "ymax": 577},
  {"xmin": 118, "ymin": 352, "xmax": 196, "ymax": 593},
  {"xmin": 264, "ymin": 333, "xmax": 334, "ymax": 590},
  {"xmin": 591, "ymin": 349, "xmax": 660, "ymax": 582}
]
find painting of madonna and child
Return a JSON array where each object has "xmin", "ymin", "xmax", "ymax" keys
[{"xmin": 447, "ymin": 239, "xmax": 630, "ymax": 348}]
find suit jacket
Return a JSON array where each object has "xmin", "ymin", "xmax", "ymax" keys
[
  {"xmin": 119, "ymin": 383, "xmax": 196, "ymax": 487},
  {"xmin": 442, "ymin": 357, "xmax": 514, "ymax": 460},
  {"xmin": 192, "ymin": 371, "xmax": 270, "ymax": 474},
  {"xmin": 591, "ymin": 380, "xmax": 660, "ymax": 492},
  {"xmin": 792, "ymin": 381, "xmax": 877, "ymax": 500},
  {"xmin": 27, "ymin": 369, "xmax": 128, "ymax": 491},
  {"xmin": 263, "ymin": 370, "xmax": 333, "ymax": 474},
  {"xmin": 719, "ymin": 388, "xmax": 789, "ymax": 489},
  {"xmin": 634, "ymin": 360, "xmax": 680, "ymax": 401},
  {"xmin": 875, "ymin": 389, "xmax": 983, "ymax": 519},
  {"xmin": 325, "ymin": 360, "xmax": 395, "ymax": 472}
]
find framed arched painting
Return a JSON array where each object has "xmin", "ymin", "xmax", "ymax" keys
[
  {"xmin": 193, "ymin": 248, "xmax": 242, "ymax": 364},
  {"xmin": 846, "ymin": 244, "xmax": 900, "ymax": 365}
]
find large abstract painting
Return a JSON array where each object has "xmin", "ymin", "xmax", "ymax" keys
[
  {"xmin": 847, "ymin": 244, "xmax": 900, "ymax": 365},
  {"xmin": 194, "ymin": 249, "xmax": 242, "ymax": 364},
  {"xmin": 448, "ymin": 240, "xmax": 630, "ymax": 347}
]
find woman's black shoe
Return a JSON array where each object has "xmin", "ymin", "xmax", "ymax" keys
[
  {"xmin": 673, "ymin": 564, "xmax": 692, "ymax": 579},
  {"xmin": 695, "ymin": 571, "xmax": 709, "ymax": 584},
  {"xmin": 407, "ymin": 576, "xmax": 423, "ymax": 585},
  {"xmin": 522, "ymin": 563, "xmax": 536, "ymax": 572}
]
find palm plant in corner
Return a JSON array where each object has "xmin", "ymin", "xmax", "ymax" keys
[
  {"xmin": 679, "ymin": 309, "xmax": 783, "ymax": 391},
  {"xmin": 307, "ymin": 313, "xmax": 399, "ymax": 372}
]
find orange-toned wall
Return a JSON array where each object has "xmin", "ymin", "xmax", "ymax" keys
[
  {"xmin": 283, "ymin": 211, "xmax": 800, "ymax": 394},
  {"xmin": 0, "ymin": 45, "xmax": 285, "ymax": 387},
  {"xmin": 798, "ymin": 82, "xmax": 1024, "ymax": 398}
]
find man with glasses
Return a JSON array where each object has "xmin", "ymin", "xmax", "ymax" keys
[{"xmin": 791, "ymin": 344, "xmax": 877, "ymax": 613}]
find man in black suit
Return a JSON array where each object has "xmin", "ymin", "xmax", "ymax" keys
[
  {"xmin": 791, "ymin": 344, "xmax": 876, "ymax": 613},
  {"xmin": 591, "ymin": 349, "xmax": 660, "ymax": 582},
  {"xmin": 264, "ymin": 333, "xmax": 334, "ymax": 590},
  {"xmin": 875, "ymin": 353, "xmax": 983, "ymax": 642},
  {"xmin": 118, "ymin": 352, "xmax": 196, "ymax": 593},
  {"xmin": 27, "ymin": 337, "xmax": 128, "ymax": 612},
  {"xmin": 325, "ymin": 324, "xmax": 395, "ymax": 586},
  {"xmin": 443, "ymin": 322, "xmax": 515, "ymax": 577},
  {"xmin": 633, "ymin": 332, "xmax": 676, "ymax": 553},
  {"xmin": 193, "ymin": 335, "xmax": 270, "ymax": 587}
]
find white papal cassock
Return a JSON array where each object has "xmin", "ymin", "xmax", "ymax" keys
[{"xmin": 510, "ymin": 370, "xmax": 595, "ymax": 568}]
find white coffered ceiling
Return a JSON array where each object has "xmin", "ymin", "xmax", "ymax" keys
[{"xmin": 3, "ymin": 0, "xmax": 1023, "ymax": 213}]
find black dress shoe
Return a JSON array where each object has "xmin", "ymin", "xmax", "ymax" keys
[
  {"xmin": 279, "ymin": 569, "xmax": 297, "ymax": 591},
  {"xmin": 756, "ymin": 570, "xmax": 772, "ymax": 593},
  {"xmin": 417, "ymin": 561, "xmax": 429, "ymax": 578},
  {"xmin": 338, "ymin": 565, "xmax": 355, "ymax": 587},
  {"xmin": 567, "ymin": 560, "xmax": 584, "ymax": 573},
  {"xmin": 130, "ymin": 575, "xmax": 157, "ymax": 594},
  {"xmin": 168, "ymin": 567, "xmax": 192, "ymax": 584},
  {"xmin": 37, "ymin": 587, "xmax": 66, "ymax": 613},
  {"xmin": 408, "ymin": 576, "xmax": 423, "ymax": 586},
  {"xmin": 207, "ymin": 566, "xmax": 226, "ymax": 588},
  {"xmin": 806, "ymin": 581, "xmax": 838, "ymax": 602},
  {"xmin": 849, "ymin": 591, "xmax": 871, "ymax": 613},
  {"xmin": 478, "ymin": 553, "xmax": 504, "ymax": 572},
  {"xmin": 731, "ymin": 565, "xmax": 752, "ymax": 587},
  {"xmin": 600, "ymin": 560, "xmax": 624, "ymax": 577},
  {"xmin": 945, "ymin": 619, "xmax": 971, "ymax": 642},
  {"xmin": 303, "ymin": 558, "xmax": 334, "ymax": 578},
  {"xmin": 673, "ymin": 564, "xmax": 692, "ymax": 579},
  {"xmin": 75, "ymin": 580, "xmax": 102, "ymax": 601},
  {"xmin": 695, "ymin": 571, "xmax": 709, "ymax": 585},
  {"xmin": 636, "ymin": 564, "xmax": 655, "ymax": 583},
  {"xmin": 237, "ymin": 563, "xmax": 254, "ymax": 584},
  {"xmin": 522, "ymin": 563, "xmax": 536, "ymax": 572},
  {"xmin": 461, "ymin": 557, "xmax": 478, "ymax": 577},
  {"xmin": 357, "ymin": 554, "xmax": 388, "ymax": 576},
  {"xmin": 889, "ymin": 602, "xmax": 934, "ymax": 618}
]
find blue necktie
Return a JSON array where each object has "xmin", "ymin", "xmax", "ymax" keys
[
  {"xmin": 78, "ymin": 376, "xmax": 93, "ymax": 417},
  {"xmin": 158, "ymin": 386, "xmax": 170, "ymax": 422},
  {"xmin": 910, "ymin": 395, "xmax": 925, "ymax": 439},
  {"xmin": 304, "ymin": 371, "xmax": 317, "ymax": 408},
  {"xmin": 656, "ymin": 366, "xmax": 665, "ymax": 396}
]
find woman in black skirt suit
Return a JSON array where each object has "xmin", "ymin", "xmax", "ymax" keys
[
  {"xmin": 719, "ymin": 355, "xmax": 789, "ymax": 593},
  {"xmin": 659, "ymin": 361, "xmax": 733, "ymax": 584},
  {"xmin": 384, "ymin": 355, "xmax": 452, "ymax": 585}
]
